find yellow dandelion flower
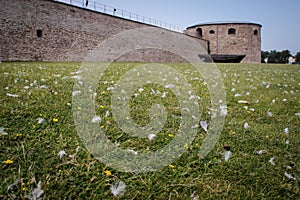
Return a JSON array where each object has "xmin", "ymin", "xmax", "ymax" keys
[
  {"xmin": 265, "ymin": 135, "xmax": 269, "ymax": 139},
  {"xmin": 104, "ymin": 170, "xmax": 111, "ymax": 176},
  {"xmin": 101, "ymin": 91, "xmax": 106, "ymax": 95},
  {"xmin": 4, "ymin": 159, "xmax": 13, "ymax": 164},
  {"xmin": 100, "ymin": 125, "xmax": 105, "ymax": 129},
  {"xmin": 169, "ymin": 164, "xmax": 175, "ymax": 169},
  {"xmin": 16, "ymin": 133, "xmax": 22, "ymax": 137},
  {"xmin": 53, "ymin": 118, "xmax": 59, "ymax": 122},
  {"xmin": 184, "ymin": 143, "xmax": 189, "ymax": 149},
  {"xmin": 99, "ymin": 105, "xmax": 105, "ymax": 109},
  {"xmin": 168, "ymin": 133, "xmax": 174, "ymax": 137}
]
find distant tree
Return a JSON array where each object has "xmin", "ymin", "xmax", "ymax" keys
[
  {"xmin": 261, "ymin": 51, "xmax": 270, "ymax": 63},
  {"xmin": 261, "ymin": 50, "xmax": 291, "ymax": 63},
  {"xmin": 295, "ymin": 52, "xmax": 300, "ymax": 63},
  {"xmin": 280, "ymin": 50, "xmax": 291, "ymax": 63}
]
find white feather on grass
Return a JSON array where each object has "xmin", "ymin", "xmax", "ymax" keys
[
  {"xmin": 284, "ymin": 172, "xmax": 296, "ymax": 180},
  {"xmin": 25, "ymin": 180, "xmax": 44, "ymax": 200},
  {"xmin": 0, "ymin": 127, "xmax": 8, "ymax": 136},
  {"xmin": 91, "ymin": 115, "xmax": 101, "ymax": 123},
  {"xmin": 269, "ymin": 157, "xmax": 275, "ymax": 165},
  {"xmin": 224, "ymin": 151, "xmax": 232, "ymax": 161},
  {"xmin": 200, "ymin": 121, "xmax": 208, "ymax": 132},
  {"xmin": 244, "ymin": 122, "xmax": 249, "ymax": 130},
  {"xmin": 111, "ymin": 180, "xmax": 126, "ymax": 196},
  {"xmin": 58, "ymin": 150, "xmax": 67, "ymax": 159},
  {"xmin": 148, "ymin": 134, "xmax": 157, "ymax": 141}
]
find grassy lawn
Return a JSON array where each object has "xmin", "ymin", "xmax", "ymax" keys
[{"xmin": 1, "ymin": 62, "xmax": 299, "ymax": 199}]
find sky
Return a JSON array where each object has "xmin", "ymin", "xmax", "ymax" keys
[{"xmin": 59, "ymin": 0, "xmax": 300, "ymax": 55}]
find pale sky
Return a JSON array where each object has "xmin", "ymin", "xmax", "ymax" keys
[{"xmin": 57, "ymin": 0, "xmax": 300, "ymax": 55}]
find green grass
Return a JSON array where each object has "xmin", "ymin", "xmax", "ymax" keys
[{"xmin": 1, "ymin": 62, "xmax": 299, "ymax": 199}]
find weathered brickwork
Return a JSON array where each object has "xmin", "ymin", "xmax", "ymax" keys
[
  {"xmin": 0, "ymin": 0, "xmax": 208, "ymax": 62},
  {"xmin": 185, "ymin": 22, "xmax": 262, "ymax": 63}
]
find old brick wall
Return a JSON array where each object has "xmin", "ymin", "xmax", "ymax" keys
[
  {"xmin": 0, "ymin": 0, "xmax": 208, "ymax": 62},
  {"xmin": 185, "ymin": 23, "xmax": 261, "ymax": 63}
]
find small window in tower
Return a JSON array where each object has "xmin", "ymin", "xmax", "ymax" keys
[
  {"xmin": 209, "ymin": 30, "xmax": 215, "ymax": 34},
  {"xmin": 254, "ymin": 29, "xmax": 258, "ymax": 35},
  {"xmin": 37, "ymin": 29, "xmax": 43, "ymax": 37},
  {"xmin": 228, "ymin": 28, "xmax": 236, "ymax": 35},
  {"xmin": 196, "ymin": 27, "xmax": 202, "ymax": 37}
]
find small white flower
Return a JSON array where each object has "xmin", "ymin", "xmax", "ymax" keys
[
  {"xmin": 224, "ymin": 151, "xmax": 232, "ymax": 161},
  {"xmin": 295, "ymin": 112, "xmax": 300, "ymax": 117},
  {"xmin": 284, "ymin": 128, "xmax": 289, "ymax": 134},
  {"xmin": 148, "ymin": 134, "xmax": 157, "ymax": 141},
  {"xmin": 200, "ymin": 121, "xmax": 208, "ymax": 132},
  {"xmin": 58, "ymin": 150, "xmax": 67, "ymax": 159},
  {"xmin": 234, "ymin": 93, "xmax": 242, "ymax": 97},
  {"xmin": 111, "ymin": 180, "xmax": 126, "ymax": 196},
  {"xmin": 91, "ymin": 116, "xmax": 101, "ymax": 123},
  {"xmin": 105, "ymin": 111, "xmax": 110, "ymax": 117},
  {"xmin": 138, "ymin": 88, "xmax": 144, "ymax": 93},
  {"xmin": 269, "ymin": 157, "xmax": 275, "ymax": 165}
]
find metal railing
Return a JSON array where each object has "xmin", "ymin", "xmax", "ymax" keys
[{"xmin": 54, "ymin": 0, "xmax": 183, "ymax": 33}]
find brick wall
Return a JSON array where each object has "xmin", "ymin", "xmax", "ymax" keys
[
  {"xmin": 0, "ymin": 0, "xmax": 208, "ymax": 62},
  {"xmin": 185, "ymin": 23, "xmax": 261, "ymax": 63}
]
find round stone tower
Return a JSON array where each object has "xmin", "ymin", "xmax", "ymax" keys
[{"xmin": 185, "ymin": 21, "xmax": 262, "ymax": 63}]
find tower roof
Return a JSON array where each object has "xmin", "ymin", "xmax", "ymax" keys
[{"xmin": 186, "ymin": 21, "xmax": 262, "ymax": 29}]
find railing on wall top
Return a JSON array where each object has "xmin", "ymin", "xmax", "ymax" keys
[{"xmin": 54, "ymin": 0, "xmax": 183, "ymax": 33}]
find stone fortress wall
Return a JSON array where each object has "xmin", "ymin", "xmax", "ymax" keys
[
  {"xmin": 185, "ymin": 22, "xmax": 262, "ymax": 63},
  {"xmin": 1, "ymin": 0, "xmax": 261, "ymax": 63},
  {"xmin": 0, "ymin": 0, "xmax": 208, "ymax": 62}
]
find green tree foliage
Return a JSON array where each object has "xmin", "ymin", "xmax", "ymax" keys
[
  {"xmin": 295, "ymin": 52, "xmax": 300, "ymax": 63},
  {"xmin": 261, "ymin": 50, "xmax": 291, "ymax": 63}
]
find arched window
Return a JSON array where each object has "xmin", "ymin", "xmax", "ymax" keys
[
  {"xmin": 254, "ymin": 29, "xmax": 258, "ymax": 35},
  {"xmin": 209, "ymin": 30, "xmax": 215, "ymax": 34},
  {"xmin": 228, "ymin": 28, "xmax": 236, "ymax": 35},
  {"xmin": 196, "ymin": 27, "xmax": 202, "ymax": 37}
]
